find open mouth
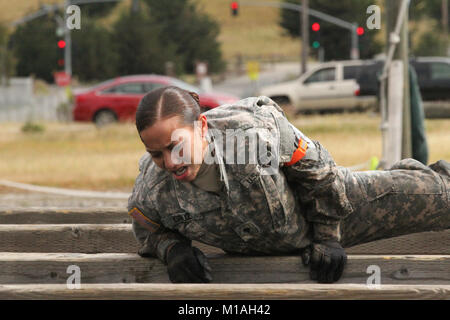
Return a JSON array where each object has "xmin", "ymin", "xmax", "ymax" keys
[{"xmin": 173, "ymin": 166, "xmax": 189, "ymax": 180}]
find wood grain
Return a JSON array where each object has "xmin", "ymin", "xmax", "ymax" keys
[
  {"xmin": 0, "ymin": 208, "xmax": 130, "ymax": 224},
  {"xmin": 0, "ymin": 253, "xmax": 448, "ymax": 285},
  {"xmin": 0, "ymin": 283, "xmax": 448, "ymax": 300},
  {"xmin": 0, "ymin": 224, "xmax": 448, "ymax": 255}
]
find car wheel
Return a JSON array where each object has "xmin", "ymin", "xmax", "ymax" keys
[{"xmin": 94, "ymin": 110, "xmax": 117, "ymax": 127}]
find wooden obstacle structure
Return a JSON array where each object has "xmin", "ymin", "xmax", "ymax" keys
[{"xmin": 0, "ymin": 208, "xmax": 448, "ymax": 299}]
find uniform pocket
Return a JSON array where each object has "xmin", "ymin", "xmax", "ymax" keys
[{"xmin": 355, "ymin": 171, "xmax": 396, "ymax": 201}]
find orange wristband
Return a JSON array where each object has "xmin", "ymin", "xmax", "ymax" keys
[{"xmin": 285, "ymin": 138, "xmax": 308, "ymax": 166}]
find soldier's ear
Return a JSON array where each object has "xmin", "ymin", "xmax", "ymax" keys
[{"xmin": 198, "ymin": 114, "xmax": 208, "ymax": 137}]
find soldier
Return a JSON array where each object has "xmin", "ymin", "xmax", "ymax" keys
[{"xmin": 128, "ymin": 86, "xmax": 449, "ymax": 284}]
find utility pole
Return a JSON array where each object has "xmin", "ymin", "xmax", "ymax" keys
[
  {"xmin": 443, "ymin": 0, "xmax": 449, "ymax": 54},
  {"xmin": 64, "ymin": 0, "xmax": 72, "ymax": 76},
  {"xmin": 386, "ymin": 0, "xmax": 411, "ymax": 160},
  {"xmin": 301, "ymin": 0, "xmax": 309, "ymax": 74}
]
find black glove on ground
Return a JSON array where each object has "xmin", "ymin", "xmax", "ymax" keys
[
  {"xmin": 301, "ymin": 240, "xmax": 347, "ymax": 283},
  {"xmin": 166, "ymin": 242, "xmax": 213, "ymax": 283}
]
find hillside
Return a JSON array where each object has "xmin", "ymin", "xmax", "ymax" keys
[{"xmin": 0, "ymin": 0, "xmax": 301, "ymax": 63}]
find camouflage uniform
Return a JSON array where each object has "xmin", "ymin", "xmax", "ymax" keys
[{"xmin": 128, "ymin": 96, "xmax": 450, "ymax": 263}]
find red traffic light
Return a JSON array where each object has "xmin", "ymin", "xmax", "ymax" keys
[
  {"xmin": 58, "ymin": 40, "xmax": 66, "ymax": 49},
  {"xmin": 231, "ymin": 1, "xmax": 239, "ymax": 16},
  {"xmin": 312, "ymin": 22, "xmax": 320, "ymax": 32},
  {"xmin": 356, "ymin": 27, "xmax": 364, "ymax": 36}
]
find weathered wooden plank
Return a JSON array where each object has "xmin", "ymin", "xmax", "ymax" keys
[
  {"xmin": 346, "ymin": 230, "xmax": 450, "ymax": 255},
  {"xmin": 0, "ymin": 208, "xmax": 130, "ymax": 224},
  {"xmin": 0, "ymin": 224, "xmax": 223, "ymax": 254},
  {"xmin": 0, "ymin": 283, "xmax": 448, "ymax": 300},
  {"xmin": 0, "ymin": 224, "xmax": 448, "ymax": 255},
  {"xmin": 0, "ymin": 253, "xmax": 448, "ymax": 285}
]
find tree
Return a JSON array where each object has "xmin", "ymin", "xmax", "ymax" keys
[
  {"xmin": 0, "ymin": 24, "xmax": 15, "ymax": 82},
  {"xmin": 413, "ymin": 30, "xmax": 447, "ymax": 56},
  {"xmin": 144, "ymin": 0, "xmax": 225, "ymax": 73},
  {"xmin": 280, "ymin": 0, "xmax": 382, "ymax": 60},
  {"xmin": 112, "ymin": 9, "xmax": 179, "ymax": 75},
  {"xmin": 71, "ymin": 18, "xmax": 118, "ymax": 81},
  {"xmin": 10, "ymin": 15, "xmax": 58, "ymax": 82}
]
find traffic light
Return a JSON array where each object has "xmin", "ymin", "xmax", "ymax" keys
[
  {"xmin": 58, "ymin": 40, "xmax": 66, "ymax": 49},
  {"xmin": 57, "ymin": 38, "xmax": 65, "ymax": 70},
  {"xmin": 231, "ymin": 1, "xmax": 239, "ymax": 16},
  {"xmin": 311, "ymin": 22, "xmax": 321, "ymax": 49},
  {"xmin": 356, "ymin": 26, "xmax": 365, "ymax": 36}
]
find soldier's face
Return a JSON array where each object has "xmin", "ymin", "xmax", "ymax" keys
[{"xmin": 139, "ymin": 115, "xmax": 208, "ymax": 182}]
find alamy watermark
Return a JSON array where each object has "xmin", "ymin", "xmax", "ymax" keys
[
  {"xmin": 366, "ymin": 264, "xmax": 381, "ymax": 289},
  {"xmin": 170, "ymin": 121, "xmax": 281, "ymax": 175},
  {"xmin": 66, "ymin": 264, "xmax": 81, "ymax": 289},
  {"xmin": 366, "ymin": 5, "xmax": 381, "ymax": 30},
  {"xmin": 66, "ymin": 5, "xmax": 81, "ymax": 30}
]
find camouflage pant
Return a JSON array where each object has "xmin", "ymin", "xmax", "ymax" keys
[{"xmin": 339, "ymin": 159, "xmax": 450, "ymax": 248}]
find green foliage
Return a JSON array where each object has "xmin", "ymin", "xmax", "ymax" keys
[
  {"xmin": 410, "ymin": 0, "xmax": 449, "ymax": 27},
  {"xmin": 144, "ymin": 0, "xmax": 225, "ymax": 73},
  {"xmin": 280, "ymin": 0, "xmax": 382, "ymax": 60},
  {"xmin": 21, "ymin": 121, "xmax": 45, "ymax": 133},
  {"xmin": 77, "ymin": 2, "xmax": 119, "ymax": 18},
  {"xmin": 11, "ymin": 15, "xmax": 58, "ymax": 82},
  {"xmin": 11, "ymin": 0, "xmax": 225, "ymax": 82},
  {"xmin": 0, "ymin": 23, "xmax": 16, "ymax": 80},
  {"xmin": 72, "ymin": 18, "xmax": 118, "ymax": 81},
  {"xmin": 413, "ymin": 30, "xmax": 447, "ymax": 56},
  {"xmin": 112, "ymin": 9, "xmax": 179, "ymax": 75}
]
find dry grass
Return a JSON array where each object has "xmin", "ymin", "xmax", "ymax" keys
[{"xmin": 0, "ymin": 114, "xmax": 448, "ymax": 191}]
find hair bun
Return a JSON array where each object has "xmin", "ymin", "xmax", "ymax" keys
[{"xmin": 188, "ymin": 91, "xmax": 200, "ymax": 105}]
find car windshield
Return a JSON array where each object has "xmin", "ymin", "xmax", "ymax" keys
[{"xmin": 170, "ymin": 79, "xmax": 202, "ymax": 93}]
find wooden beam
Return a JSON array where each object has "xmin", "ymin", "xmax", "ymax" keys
[
  {"xmin": 0, "ymin": 283, "xmax": 448, "ymax": 300},
  {"xmin": 0, "ymin": 208, "xmax": 130, "ymax": 224},
  {"xmin": 0, "ymin": 224, "xmax": 223, "ymax": 254},
  {"xmin": 346, "ymin": 230, "xmax": 450, "ymax": 255},
  {"xmin": 0, "ymin": 253, "xmax": 448, "ymax": 285},
  {"xmin": 0, "ymin": 224, "xmax": 448, "ymax": 255}
]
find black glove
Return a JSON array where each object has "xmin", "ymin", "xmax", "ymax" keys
[
  {"xmin": 166, "ymin": 242, "xmax": 213, "ymax": 283},
  {"xmin": 301, "ymin": 240, "xmax": 347, "ymax": 283}
]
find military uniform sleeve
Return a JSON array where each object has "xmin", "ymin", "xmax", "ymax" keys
[
  {"xmin": 128, "ymin": 167, "xmax": 190, "ymax": 264},
  {"xmin": 255, "ymin": 96, "xmax": 353, "ymax": 242}
]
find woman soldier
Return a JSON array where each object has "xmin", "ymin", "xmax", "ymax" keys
[{"xmin": 128, "ymin": 86, "xmax": 449, "ymax": 284}]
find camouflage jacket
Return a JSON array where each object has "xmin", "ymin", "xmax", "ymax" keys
[{"xmin": 128, "ymin": 96, "xmax": 353, "ymax": 263}]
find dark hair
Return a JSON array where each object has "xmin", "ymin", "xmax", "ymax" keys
[{"xmin": 136, "ymin": 86, "xmax": 201, "ymax": 133}]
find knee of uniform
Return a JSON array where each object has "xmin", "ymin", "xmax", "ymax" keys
[{"xmin": 389, "ymin": 158, "xmax": 429, "ymax": 171}]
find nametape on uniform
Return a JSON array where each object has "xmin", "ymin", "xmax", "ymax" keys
[
  {"xmin": 285, "ymin": 138, "xmax": 308, "ymax": 166},
  {"xmin": 128, "ymin": 207, "xmax": 160, "ymax": 232}
]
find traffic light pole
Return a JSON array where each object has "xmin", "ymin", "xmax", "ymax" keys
[
  {"xmin": 301, "ymin": 0, "xmax": 309, "ymax": 74},
  {"xmin": 237, "ymin": 0, "xmax": 360, "ymax": 60},
  {"xmin": 64, "ymin": 0, "xmax": 72, "ymax": 76}
]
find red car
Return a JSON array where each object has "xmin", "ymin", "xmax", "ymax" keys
[{"xmin": 72, "ymin": 75, "xmax": 240, "ymax": 125}]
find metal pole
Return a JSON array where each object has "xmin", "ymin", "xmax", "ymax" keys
[
  {"xmin": 64, "ymin": 0, "xmax": 72, "ymax": 76},
  {"xmin": 443, "ymin": 0, "xmax": 449, "ymax": 54},
  {"xmin": 301, "ymin": 0, "xmax": 309, "ymax": 74},
  {"xmin": 350, "ymin": 23, "xmax": 359, "ymax": 60}
]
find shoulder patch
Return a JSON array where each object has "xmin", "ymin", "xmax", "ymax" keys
[{"xmin": 128, "ymin": 207, "xmax": 160, "ymax": 233}]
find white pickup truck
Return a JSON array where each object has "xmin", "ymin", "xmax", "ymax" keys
[{"xmin": 259, "ymin": 60, "xmax": 380, "ymax": 112}]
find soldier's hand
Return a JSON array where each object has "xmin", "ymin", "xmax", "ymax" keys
[
  {"xmin": 301, "ymin": 240, "xmax": 347, "ymax": 283},
  {"xmin": 166, "ymin": 242, "xmax": 213, "ymax": 283}
]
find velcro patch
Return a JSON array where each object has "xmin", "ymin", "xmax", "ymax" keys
[{"xmin": 128, "ymin": 207, "xmax": 160, "ymax": 233}]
